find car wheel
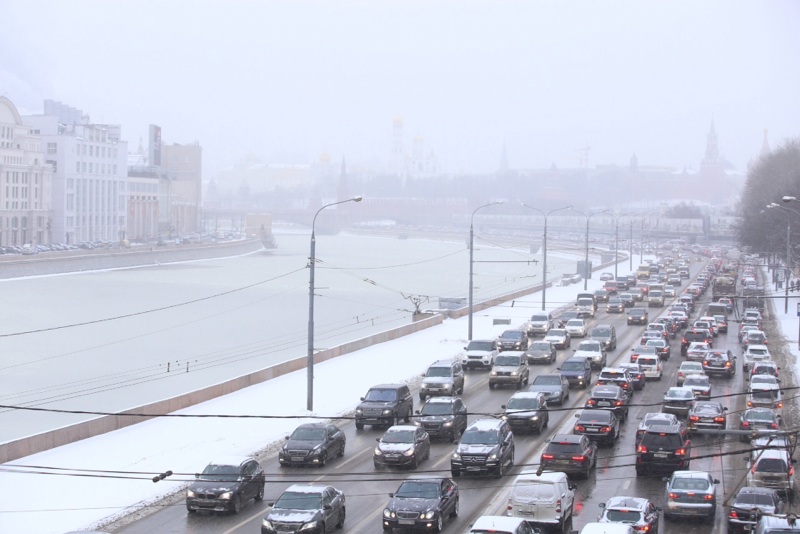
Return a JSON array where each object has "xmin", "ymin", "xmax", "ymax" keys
[
  {"xmin": 336, "ymin": 507, "xmax": 346, "ymax": 529},
  {"xmin": 451, "ymin": 497, "xmax": 460, "ymax": 517},
  {"xmin": 516, "ymin": 378, "xmax": 523, "ymax": 390},
  {"xmin": 320, "ymin": 452, "xmax": 327, "ymax": 467},
  {"xmin": 434, "ymin": 515, "xmax": 444, "ymax": 533},
  {"xmin": 187, "ymin": 507, "xmax": 196, "ymax": 514},
  {"xmin": 451, "ymin": 470, "xmax": 460, "ymax": 478},
  {"xmin": 255, "ymin": 484, "xmax": 264, "ymax": 502},
  {"xmin": 404, "ymin": 408, "xmax": 411, "ymax": 423},
  {"xmin": 231, "ymin": 494, "xmax": 242, "ymax": 514},
  {"xmin": 497, "ymin": 460, "xmax": 505, "ymax": 478},
  {"xmin": 635, "ymin": 467, "xmax": 644, "ymax": 477},
  {"xmin": 419, "ymin": 394, "xmax": 426, "ymax": 402},
  {"xmin": 543, "ymin": 414, "xmax": 549, "ymax": 429},
  {"xmin": 489, "ymin": 382, "xmax": 495, "ymax": 390},
  {"xmin": 338, "ymin": 441, "xmax": 346, "ymax": 457},
  {"xmin": 355, "ymin": 421, "xmax": 364, "ymax": 430}
]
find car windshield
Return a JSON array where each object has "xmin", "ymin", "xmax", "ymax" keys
[
  {"xmin": 395, "ymin": 481, "xmax": 438, "ymax": 499},
  {"xmin": 672, "ymin": 478, "xmax": 710, "ymax": 491},
  {"xmin": 290, "ymin": 427, "xmax": 326, "ymax": 441},
  {"xmin": 605, "ymin": 510, "xmax": 642, "ymax": 523},
  {"xmin": 533, "ymin": 375, "xmax": 561, "ymax": 385},
  {"xmin": 548, "ymin": 329, "xmax": 566, "ymax": 337},
  {"xmin": 749, "ymin": 348, "xmax": 769, "ymax": 356},
  {"xmin": 561, "ymin": 361, "xmax": 584, "ymax": 371},
  {"xmin": 580, "ymin": 342, "xmax": 601, "ymax": 351},
  {"xmin": 420, "ymin": 402, "xmax": 455, "ymax": 415},
  {"xmin": 274, "ymin": 491, "xmax": 322, "ymax": 510},
  {"xmin": 507, "ymin": 397, "xmax": 541, "ymax": 410},
  {"xmin": 198, "ymin": 464, "xmax": 240, "ymax": 481},
  {"xmin": 530, "ymin": 342, "xmax": 551, "ymax": 350},
  {"xmin": 567, "ymin": 320, "xmax": 583, "ymax": 327},
  {"xmin": 501, "ymin": 331, "xmax": 524, "ymax": 340},
  {"xmin": 752, "ymin": 390, "xmax": 777, "ymax": 401},
  {"xmin": 496, "ymin": 355, "xmax": 521, "ymax": 366},
  {"xmin": 426, "ymin": 367, "xmax": 452, "ymax": 377},
  {"xmin": 467, "ymin": 341, "xmax": 494, "ymax": 351},
  {"xmin": 735, "ymin": 492, "xmax": 774, "ymax": 506},
  {"xmin": 666, "ymin": 389, "xmax": 693, "ymax": 400},
  {"xmin": 460, "ymin": 429, "xmax": 499, "ymax": 445},
  {"xmin": 365, "ymin": 389, "xmax": 398, "ymax": 401},
  {"xmin": 593, "ymin": 328, "xmax": 611, "ymax": 337},
  {"xmin": 681, "ymin": 364, "xmax": 703, "ymax": 372},
  {"xmin": 382, "ymin": 430, "xmax": 415, "ymax": 443}
]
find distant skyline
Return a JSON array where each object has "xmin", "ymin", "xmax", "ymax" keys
[{"xmin": 2, "ymin": 0, "xmax": 799, "ymax": 178}]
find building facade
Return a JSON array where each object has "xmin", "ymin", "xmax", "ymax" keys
[
  {"xmin": 161, "ymin": 142, "xmax": 202, "ymax": 235},
  {"xmin": 24, "ymin": 100, "xmax": 128, "ymax": 245},
  {"xmin": 0, "ymin": 96, "xmax": 53, "ymax": 247}
]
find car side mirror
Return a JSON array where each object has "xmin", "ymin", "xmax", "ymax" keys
[
  {"xmin": 376, "ymin": 438, "xmax": 381, "ymax": 442},
  {"xmin": 360, "ymin": 397, "xmax": 365, "ymax": 401},
  {"xmin": 713, "ymin": 479, "xmax": 720, "ymax": 484},
  {"xmin": 574, "ymin": 413, "xmax": 580, "ymax": 418},
  {"xmin": 194, "ymin": 473, "xmax": 200, "ymax": 479},
  {"xmin": 501, "ymin": 405, "xmax": 507, "ymax": 410},
  {"xmin": 285, "ymin": 436, "xmax": 290, "ymax": 440}
]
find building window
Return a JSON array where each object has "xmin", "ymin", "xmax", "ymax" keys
[
  {"xmin": 67, "ymin": 194, "xmax": 74, "ymax": 210},
  {"xmin": 47, "ymin": 142, "xmax": 57, "ymax": 155}
]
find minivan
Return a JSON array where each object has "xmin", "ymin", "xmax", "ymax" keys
[
  {"xmin": 506, "ymin": 471, "xmax": 575, "ymax": 532},
  {"xmin": 747, "ymin": 449, "xmax": 796, "ymax": 495}
]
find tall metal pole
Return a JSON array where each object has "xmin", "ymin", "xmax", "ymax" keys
[
  {"xmin": 614, "ymin": 217, "xmax": 619, "ymax": 280},
  {"xmin": 583, "ymin": 217, "xmax": 591, "ymax": 290},
  {"xmin": 307, "ymin": 196, "xmax": 362, "ymax": 411},
  {"xmin": 522, "ymin": 204, "xmax": 571, "ymax": 311},
  {"xmin": 786, "ymin": 217, "xmax": 791, "ymax": 314},
  {"xmin": 468, "ymin": 201, "xmax": 503, "ymax": 340},
  {"xmin": 629, "ymin": 220, "xmax": 633, "ymax": 272}
]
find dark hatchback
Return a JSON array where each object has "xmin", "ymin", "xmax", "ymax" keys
[
  {"xmin": 702, "ymin": 350, "xmax": 736, "ymax": 378},
  {"xmin": 413, "ymin": 396, "xmax": 468, "ymax": 442},
  {"xmin": 728, "ymin": 486, "xmax": 785, "ymax": 533},
  {"xmin": 382, "ymin": 477, "xmax": 459, "ymax": 532},
  {"xmin": 585, "ymin": 385, "xmax": 629, "ymax": 422},
  {"xmin": 187, "ymin": 456, "xmax": 265, "ymax": 514},
  {"xmin": 278, "ymin": 423, "xmax": 346, "ymax": 467},
  {"xmin": 635, "ymin": 424, "xmax": 691, "ymax": 476},
  {"xmin": 573, "ymin": 408, "xmax": 620, "ymax": 446},
  {"xmin": 540, "ymin": 434, "xmax": 598, "ymax": 479}
]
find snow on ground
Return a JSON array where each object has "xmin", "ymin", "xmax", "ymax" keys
[{"xmin": 0, "ymin": 255, "xmax": 630, "ymax": 533}]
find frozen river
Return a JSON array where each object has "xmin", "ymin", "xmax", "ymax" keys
[{"xmin": 0, "ymin": 229, "xmax": 582, "ymax": 442}]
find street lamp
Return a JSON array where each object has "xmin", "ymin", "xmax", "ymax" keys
[
  {"xmin": 768, "ymin": 201, "xmax": 800, "ymax": 314},
  {"xmin": 522, "ymin": 204, "xmax": 572, "ymax": 310},
  {"xmin": 571, "ymin": 209, "xmax": 610, "ymax": 290},
  {"xmin": 468, "ymin": 201, "xmax": 504, "ymax": 340},
  {"xmin": 307, "ymin": 196, "xmax": 363, "ymax": 411}
]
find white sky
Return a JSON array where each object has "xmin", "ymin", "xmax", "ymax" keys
[{"xmin": 2, "ymin": 1, "xmax": 800, "ymax": 176}]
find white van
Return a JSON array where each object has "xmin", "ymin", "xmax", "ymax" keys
[
  {"xmin": 636, "ymin": 355, "xmax": 662, "ymax": 381},
  {"xmin": 470, "ymin": 515, "xmax": 540, "ymax": 534},
  {"xmin": 572, "ymin": 523, "xmax": 635, "ymax": 534},
  {"xmin": 507, "ymin": 471, "xmax": 576, "ymax": 532}
]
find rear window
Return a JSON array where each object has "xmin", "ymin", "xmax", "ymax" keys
[
  {"xmin": 545, "ymin": 442, "xmax": 581, "ymax": 454},
  {"xmin": 578, "ymin": 411, "xmax": 612, "ymax": 423},
  {"xmin": 755, "ymin": 458, "xmax": 788, "ymax": 473},
  {"xmin": 638, "ymin": 357, "xmax": 658, "ymax": 366},
  {"xmin": 641, "ymin": 432, "xmax": 681, "ymax": 448}
]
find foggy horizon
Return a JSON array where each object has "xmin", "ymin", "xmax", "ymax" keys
[{"xmin": 2, "ymin": 0, "xmax": 799, "ymax": 178}]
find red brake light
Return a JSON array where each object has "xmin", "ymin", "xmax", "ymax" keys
[
  {"xmin": 575, "ymin": 425, "xmax": 585, "ymax": 432},
  {"xmin": 703, "ymin": 494, "xmax": 714, "ymax": 501},
  {"xmin": 676, "ymin": 448, "xmax": 686, "ymax": 456},
  {"xmin": 668, "ymin": 492, "xmax": 679, "ymax": 499},
  {"xmin": 714, "ymin": 417, "xmax": 725, "ymax": 423},
  {"xmin": 572, "ymin": 455, "xmax": 586, "ymax": 462},
  {"xmin": 587, "ymin": 399, "xmax": 597, "ymax": 405},
  {"xmin": 741, "ymin": 421, "xmax": 750, "ymax": 428},
  {"xmin": 601, "ymin": 426, "xmax": 612, "ymax": 432},
  {"xmin": 637, "ymin": 445, "xmax": 647, "ymax": 453},
  {"xmin": 615, "ymin": 400, "xmax": 623, "ymax": 406},
  {"xmin": 771, "ymin": 423, "xmax": 779, "ymax": 429},
  {"xmin": 542, "ymin": 454, "xmax": 554, "ymax": 460},
  {"xmin": 729, "ymin": 510, "xmax": 739, "ymax": 519},
  {"xmin": 689, "ymin": 416, "xmax": 700, "ymax": 422}
]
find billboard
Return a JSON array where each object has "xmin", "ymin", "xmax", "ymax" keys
[{"xmin": 149, "ymin": 124, "xmax": 162, "ymax": 166}]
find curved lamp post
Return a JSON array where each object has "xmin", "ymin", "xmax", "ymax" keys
[
  {"xmin": 468, "ymin": 201, "xmax": 504, "ymax": 340},
  {"xmin": 768, "ymin": 201, "xmax": 800, "ymax": 314},
  {"xmin": 522, "ymin": 204, "xmax": 572, "ymax": 310},
  {"xmin": 572, "ymin": 209, "xmax": 610, "ymax": 290},
  {"xmin": 307, "ymin": 196, "xmax": 363, "ymax": 411}
]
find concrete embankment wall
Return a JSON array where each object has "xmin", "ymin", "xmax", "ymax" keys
[{"xmin": 0, "ymin": 243, "xmax": 623, "ymax": 463}]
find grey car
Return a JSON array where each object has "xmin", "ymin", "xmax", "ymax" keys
[
  {"xmin": 528, "ymin": 373, "xmax": 570, "ymax": 405},
  {"xmin": 526, "ymin": 340, "xmax": 557, "ymax": 365},
  {"xmin": 489, "ymin": 352, "xmax": 530, "ymax": 389}
]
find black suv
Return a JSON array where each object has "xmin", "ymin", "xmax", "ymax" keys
[
  {"xmin": 187, "ymin": 456, "xmax": 265, "ymax": 514},
  {"xmin": 262, "ymin": 484, "xmax": 345, "ymax": 534},
  {"xmin": 355, "ymin": 384, "xmax": 414, "ymax": 429},
  {"xmin": 501, "ymin": 391, "xmax": 550, "ymax": 434},
  {"xmin": 573, "ymin": 408, "xmax": 620, "ymax": 446},
  {"xmin": 635, "ymin": 423, "xmax": 691, "ymax": 476},
  {"xmin": 498, "ymin": 329, "xmax": 530, "ymax": 351},
  {"xmin": 702, "ymin": 350, "xmax": 736, "ymax": 378},
  {"xmin": 584, "ymin": 385, "xmax": 629, "ymax": 422},
  {"xmin": 413, "ymin": 396, "xmax": 468, "ymax": 441},
  {"xmin": 681, "ymin": 329, "xmax": 713, "ymax": 355},
  {"xmin": 451, "ymin": 419, "xmax": 515, "ymax": 478},
  {"xmin": 540, "ymin": 434, "xmax": 598, "ymax": 479},
  {"xmin": 278, "ymin": 423, "xmax": 346, "ymax": 467}
]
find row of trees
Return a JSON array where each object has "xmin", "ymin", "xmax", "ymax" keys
[{"xmin": 738, "ymin": 138, "xmax": 800, "ymax": 262}]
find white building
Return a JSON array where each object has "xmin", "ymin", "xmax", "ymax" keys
[
  {"xmin": 24, "ymin": 100, "xmax": 128, "ymax": 245},
  {"xmin": 0, "ymin": 96, "xmax": 53, "ymax": 247}
]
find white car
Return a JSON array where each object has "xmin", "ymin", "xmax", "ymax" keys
[
  {"xmin": 677, "ymin": 361, "xmax": 705, "ymax": 386},
  {"xmin": 636, "ymin": 355, "xmax": 662, "ymax": 381},
  {"xmin": 574, "ymin": 340, "xmax": 607, "ymax": 370},
  {"xmin": 565, "ymin": 318, "xmax": 588, "ymax": 338},
  {"xmin": 685, "ymin": 342, "xmax": 711, "ymax": 362},
  {"xmin": 742, "ymin": 344, "xmax": 771, "ymax": 372}
]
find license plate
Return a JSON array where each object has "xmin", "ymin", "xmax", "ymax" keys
[
  {"xmin": 291, "ymin": 457, "xmax": 304, "ymax": 462},
  {"xmin": 399, "ymin": 519, "xmax": 415, "ymax": 525},
  {"xmin": 655, "ymin": 453, "xmax": 668, "ymax": 458},
  {"xmin": 519, "ymin": 510, "xmax": 534, "ymax": 516},
  {"xmin": 744, "ymin": 526, "xmax": 752, "ymax": 531},
  {"xmin": 586, "ymin": 428, "xmax": 599, "ymax": 433},
  {"xmin": 556, "ymin": 459, "xmax": 570, "ymax": 464},
  {"xmin": 466, "ymin": 466, "xmax": 482, "ymax": 471},
  {"xmin": 598, "ymin": 401, "xmax": 610, "ymax": 406}
]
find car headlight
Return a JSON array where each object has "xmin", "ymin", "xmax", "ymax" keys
[
  {"xmin": 490, "ymin": 371, "xmax": 497, "ymax": 376},
  {"xmin": 403, "ymin": 447, "xmax": 416, "ymax": 457},
  {"xmin": 413, "ymin": 420, "xmax": 422, "ymax": 426},
  {"xmin": 452, "ymin": 452, "xmax": 461, "ymax": 460},
  {"xmin": 262, "ymin": 519, "xmax": 274, "ymax": 529},
  {"xmin": 443, "ymin": 421, "xmax": 453, "ymax": 427},
  {"xmin": 374, "ymin": 447, "xmax": 383, "ymax": 456},
  {"xmin": 423, "ymin": 511, "xmax": 436, "ymax": 519},
  {"xmin": 356, "ymin": 408, "xmax": 363, "ymax": 414},
  {"xmin": 383, "ymin": 509, "xmax": 394, "ymax": 518},
  {"xmin": 187, "ymin": 489, "xmax": 195, "ymax": 498},
  {"xmin": 531, "ymin": 416, "xmax": 539, "ymax": 421},
  {"xmin": 383, "ymin": 409, "xmax": 393, "ymax": 415},
  {"xmin": 299, "ymin": 521, "xmax": 318, "ymax": 531},
  {"xmin": 501, "ymin": 415, "xmax": 508, "ymax": 420},
  {"xmin": 488, "ymin": 453, "xmax": 498, "ymax": 460},
  {"xmin": 511, "ymin": 371, "xmax": 518, "ymax": 376},
  {"xmin": 219, "ymin": 491, "xmax": 232, "ymax": 500}
]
